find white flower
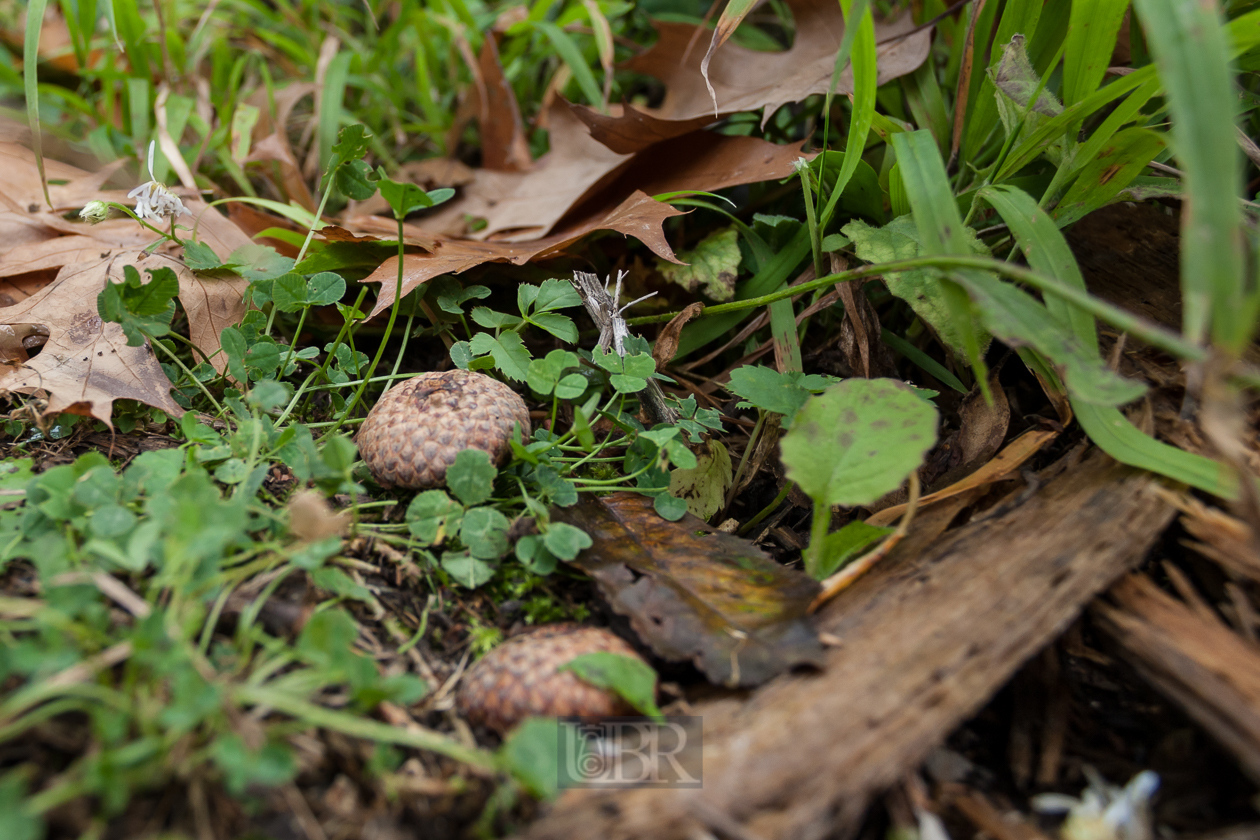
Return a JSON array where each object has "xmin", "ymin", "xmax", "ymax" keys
[
  {"xmin": 127, "ymin": 142, "xmax": 190, "ymax": 223},
  {"xmin": 78, "ymin": 200, "xmax": 109, "ymax": 224},
  {"xmin": 1032, "ymin": 768, "xmax": 1159, "ymax": 840}
]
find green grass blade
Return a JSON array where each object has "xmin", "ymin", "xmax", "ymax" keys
[
  {"xmin": 1062, "ymin": 0, "xmax": 1129, "ymax": 107},
  {"xmin": 318, "ymin": 50, "xmax": 353, "ymax": 178},
  {"xmin": 996, "ymin": 67, "xmax": 1153, "ymax": 181},
  {"xmin": 1075, "ymin": 402, "xmax": 1234, "ymax": 496},
  {"xmin": 1053, "ymin": 127, "xmax": 1165, "ymax": 226},
  {"xmin": 535, "ymin": 21, "xmax": 603, "ymax": 109},
  {"xmin": 819, "ymin": 0, "xmax": 875, "ymax": 229},
  {"xmin": 880, "ymin": 328, "xmax": 968, "ymax": 393},
  {"xmin": 1133, "ymin": 0, "xmax": 1246, "ymax": 352},
  {"xmin": 962, "ymin": 0, "xmax": 1042, "ymax": 162},
  {"xmin": 109, "ymin": 0, "xmax": 151, "ymax": 81},
  {"xmin": 890, "ymin": 129, "xmax": 988, "ymax": 382},
  {"xmin": 23, "ymin": 0, "xmax": 51, "ymax": 209},
  {"xmin": 979, "ymin": 184, "xmax": 1097, "ymax": 351},
  {"xmin": 979, "ymin": 183, "xmax": 1234, "ymax": 497}
]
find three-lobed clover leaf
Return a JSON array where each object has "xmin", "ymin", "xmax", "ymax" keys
[
  {"xmin": 592, "ymin": 346, "xmax": 657, "ymax": 393},
  {"xmin": 271, "ymin": 272, "xmax": 346, "ymax": 313},
  {"xmin": 526, "ymin": 349, "xmax": 586, "ymax": 399}
]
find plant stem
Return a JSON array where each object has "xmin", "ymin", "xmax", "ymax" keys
[
  {"xmin": 151, "ymin": 338, "xmax": 225, "ymax": 415},
  {"xmin": 805, "ymin": 496, "xmax": 832, "ymax": 579},
  {"xmin": 319, "ymin": 216, "xmax": 407, "ymax": 439},
  {"xmin": 738, "ymin": 482, "xmax": 793, "ymax": 536},
  {"xmin": 624, "ymin": 254, "xmax": 1247, "ymax": 378}
]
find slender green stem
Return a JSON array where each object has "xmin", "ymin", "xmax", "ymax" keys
[
  {"xmin": 232, "ymin": 684, "xmax": 497, "ymax": 771},
  {"xmin": 623, "ymin": 254, "xmax": 1233, "ymax": 373},
  {"xmin": 320, "ymin": 217, "xmax": 407, "ymax": 439},
  {"xmin": 295, "ymin": 177, "xmax": 337, "ymax": 265},
  {"xmin": 805, "ymin": 497, "xmax": 832, "ymax": 579},
  {"xmin": 278, "ymin": 306, "xmax": 308, "ymax": 381},
  {"xmin": 738, "ymin": 482, "xmax": 793, "ymax": 537},
  {"xmin": 723, "ymin": 409, "xmax": 766, "ymax": 514},
  {"xmin": 276, "ymin": 286, "xmax": 370, "ymax": 425},
  {"xmin": 150, "ymin": 338, "xmax": 225, "ymax": 415}
]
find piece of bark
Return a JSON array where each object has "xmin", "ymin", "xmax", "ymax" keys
[
  {"xmin": 522, "ymin": 449, "xmax": 1174, "ymax": 840},
  {"xmin": 1093, "ymin": 573, "xmax": 1260, "ymax": 784}
]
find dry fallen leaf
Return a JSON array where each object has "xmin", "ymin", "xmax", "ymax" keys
[
  {"xmin": 363, "ymin": 189, "xmax": 685, "ymax": 316},
  {"xmin": 578, "ymin": 0, "xmax": 932, "ymax": 143},
  {"xmin": 553, "ymin": 492, "xmax": 825, "ymax": 687},
  {"xmin": 0, "ymin": 251, "xmax": 184, "ymax": 423},
  {"xmin": 0, "ymin": 146, "xmax": 261, "ymax": 421},
  {"xmin": 409, "ymin": 101, "xmax": 633, "ymax": 241},
  {"xmin": 287, "ymin": 490, "xmax": 351, "ymax": 541}
]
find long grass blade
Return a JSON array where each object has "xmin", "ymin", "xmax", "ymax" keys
[
  {"xmin": 1133, "ymin": 0, "xmax": 1247, "ymax": 353},
  {"xmin": 980, "ymin": 183, "xmax": 1235, "ymax": 497},
  {"xmin": 1062, "ymin": 0, "xmax": 1129, "ymax": 107},
  {"xmin": 23, "ymin": 0, "xmax": 52, "ymax": 209}
]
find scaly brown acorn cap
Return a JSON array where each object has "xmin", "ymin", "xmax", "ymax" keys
[
  {"xmin": 357, "ymin": 370, "xmax": 530, "ymax": 490},
  {"xmin": 456, "ymin": 624, "xmax": 650, "ymax": 734}
]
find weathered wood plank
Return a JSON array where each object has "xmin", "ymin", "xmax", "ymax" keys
[
  {"xmin": 522, "ymin": 450, "xmax": 1175, "ymax": 840},
  {"xmin": 1094, "ymin": 573, "xmax": 1260, "ymax": 784}
]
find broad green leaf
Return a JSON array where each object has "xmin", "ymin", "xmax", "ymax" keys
[
  {"xmin": 97, "ymin": 265, "xmax": 178, "ymax": 345},
  {"xmin": 781, "ymin": 378, "xmax": 939, "ymax": 508},
  {"xmin": 0, "ymin": 773, "xmax": 41, "ymax": 840},
  {"xmin": 406, "ymin": 490, "xmax": 463, "ymax": 545},
  {"xmin": 527, "ymin": 312, "xmax": 578, "ymax": 343},
  {"xmin": 470, "ymin": 307, "xmax": 524, "ymax": 329},
  {"xmin": 445, "ymin": 449, "xmax": 497, "ymax": 507},
  {"xmin": 814, "ymin": 520, "xmax": 893, "ymax": 579},
  {"xmin": 653, "ymin": 492, "xmax": 688, "ymax": 521},
  {"xmin": 560, "ymin": 652, "xmax": 663, "ymax": 720},
  {"xmin": 459, "ymin": 506, "xmax": 509, "ymax": 560},
  {"xmin": 658, "ymin": 227, "xmax": 742, "ymax": 302},
  {"xmin": 526, "ymin": 349, "xmax": 581, "ymax": 396},
  {"xmin": 501, "ymin": 717, "xmax": 560, "ymax": 800},
  {"xmin": 726, "ymin": 366, "xmax": 838, "ymax": 424},
  {"xmin": 542, "ymin": 522, "xmax": 592, "ymax": 561},
  {"xmin": 842, "ymin": 216, "xmax": 990, "ymax": 358},
  {"xmin": 468, "ymin": 332, "xmax": 531, "ymax": 382},
  {"xmin": 441, "ymin": 552, "xmax": 496, "ymax": 588},
  {"xmin": 336, "ymin": 158, "xmax": 377, "ymax": 201},
  {"xmin": 182, "ymin": 240, "xmax": 223, "ymax": 270},
  {"xmin": 226, "ymin": 244, "xmax": 295, "ymax": 283},
  {"xmin": 530, "ymin": 278, "xmax": 583, "ymax": 313}
]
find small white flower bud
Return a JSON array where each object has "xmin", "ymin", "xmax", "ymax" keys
[{"xmin": 79, "ymin": 201, "xmax": 109, "ymax": 224}]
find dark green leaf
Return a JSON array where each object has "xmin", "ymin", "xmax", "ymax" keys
[
  {"xmin": 445, "ymin": 449, "xmax": 497, "ymax": 506},
  {"xmin": 560, "ymin": 652, "xmax": 662, "ymax": 719}
]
